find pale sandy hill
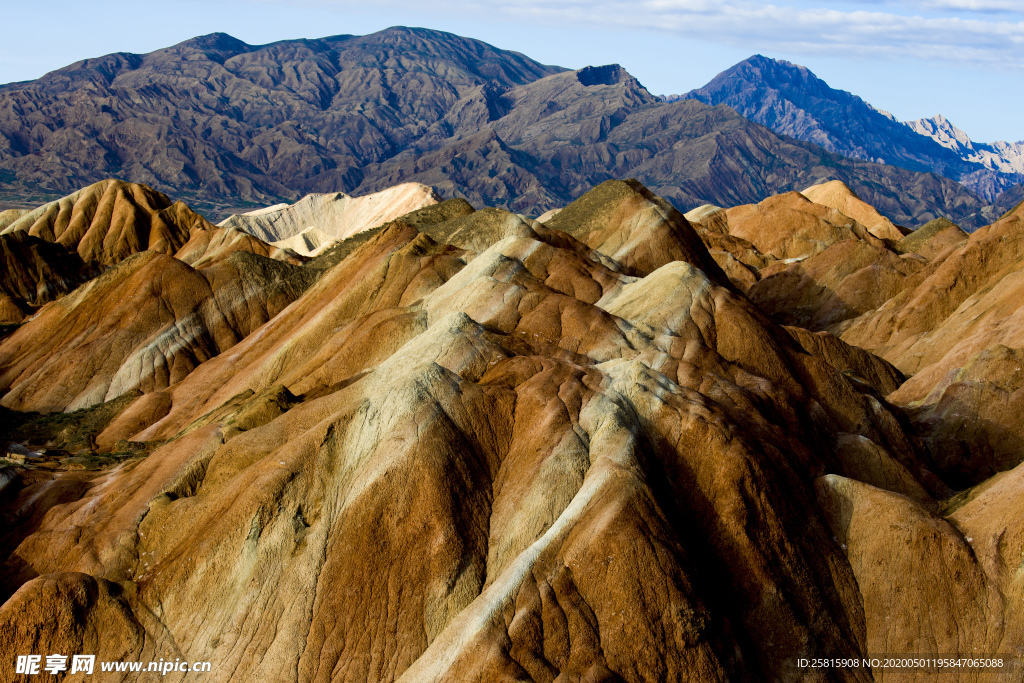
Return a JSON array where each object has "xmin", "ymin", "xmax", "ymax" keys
[
  {"xmin": 802, "ymin": 180, "xmax": 906, "ymax": 241},
  {"xmin": 219, "ymin": 183, "xmax": 441, "ymax": 243},
  {"xmin": 241, "ymin": 202, "xmax": 290, "ymax": 217},
  {"xmin": 270, "ymin": 226, "xmax": 335, "ymax": 257},
  {"xmin": 535, "ymin": 207, "xmax": 561, "ymax": 223}
]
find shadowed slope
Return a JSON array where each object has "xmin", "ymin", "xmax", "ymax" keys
[
  {"xmin": 836, "ymin": 203, "xmax": 1024, "ymax": 483},
  {"xmin": 0, "ymin": 231, "xmax": 98, "ymax": 323}
]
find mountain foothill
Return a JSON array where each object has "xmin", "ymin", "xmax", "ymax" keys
[{"xmin": 2, "ymin": 25, "xmax": 1024, "ymax": 683}]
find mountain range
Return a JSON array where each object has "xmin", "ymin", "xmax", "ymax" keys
[
  {"xmin": 682, "ymin": 54, "xmax": 1024, "ymax": 207},
  {"xmin": 0, "ymin": 28, "xmax": 1011, "ymax": 229},
  {"xmin": 4, "ymin": 174, "xmax": 1024, "ymax": 679}
]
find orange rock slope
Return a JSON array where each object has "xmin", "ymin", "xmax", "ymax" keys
[{"xmin": 0, "ymin": 179, "xmax": 1022, "ymax": 682}]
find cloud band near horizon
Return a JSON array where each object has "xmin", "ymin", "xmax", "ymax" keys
[{"xmin": 326, "ymin": 0, "xmax": 1024, "ymax": 69}]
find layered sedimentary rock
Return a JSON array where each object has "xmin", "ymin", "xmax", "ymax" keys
[
  {"xmin": 838, "ymin": 203, "xmax": 1024, "ymax": 484},
  {"xmin": 2, "ymin": 178, "xmax": 1018, "ymax": 683},
  {"xmin": 723, "ymin": 191, "xmax": 887, "ymax": 261},
  {"xmin": 0, "ymin": 180, "xmax": 203, "ymax": 267},
  {"xmin": 0, "ymin": 179, "xmax": 307, "ymax": 270},
  {"xmin": 801, "ymin": 180, "xmax": 906, "ymax": 242},
  {"xmin": 678, "ymin": 179, "xmax": 1024, "ymax": 495},
  {"xmin": 218, "ymin": 183, "xmax": 441, "ymax": 254},
  {"xmin": 0, "ymin": 250, "xmax": 317, "ymax": 413}
]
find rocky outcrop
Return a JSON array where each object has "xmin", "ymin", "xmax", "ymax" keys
[{"xmin": 0, "ymin": 180, "xmax": 203, "ymax": 267}]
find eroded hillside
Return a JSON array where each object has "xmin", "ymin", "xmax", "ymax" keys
[{"xmin": 0, "ymin": 179, "xmax": 1022, "ymax": 682}]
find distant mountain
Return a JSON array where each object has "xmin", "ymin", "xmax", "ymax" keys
[
  {"xmin": 907, "ymin": 115, "xmax": 1024, "ymax": 177},
  {"xmin": 0, "ymin": 29, "xmax": 1001, "ymax": 227},
  {"xmin": 684, "ymin": 55, "xmax": 1023, "ymax": 203},
  {"xmin": 0, "ymin": 28, "xmax": 563, "ymax": 217}
]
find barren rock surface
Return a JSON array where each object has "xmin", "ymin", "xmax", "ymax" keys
[
  {"xmin": 801, "ymin": 180, "xmax": 906, "ymax": 241},
  {"xmin": 0, "ymin": 178, "xmax": 1022, "ymax": 682}
]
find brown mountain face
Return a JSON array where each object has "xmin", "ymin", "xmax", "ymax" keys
[
  {"xmin": 0, "ymin": 28, "xmax": 999, "ymax": 228},
  {"xmin": 0, "ymin": 250, "xmax": 318, "ymax": 413},
  {"xmin": 0, "ymin": 178, "xmax": 237, "ymax": 325},
  {"xmin": 840, "ymin": 202, "xmax": 1024, "ymax": 486},
  {"xmin": 2, "ymin": 178, "xmax": 1023, "ymax": 681},
  {"xmin": 0, "ymin": 28, "xmax": 563, "ymax": 217},
  {"xmin": 0, "ymin": 177, "xmax": 304, "ymax": 268}
]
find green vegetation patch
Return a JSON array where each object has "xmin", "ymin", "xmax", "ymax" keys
[
  {"xmin": 0, "ymin": 390, "xmax": 144, "ymax": 454},
  {"xmin": 304, "ymin": 223, "xmax": 388, "ymax": 271}
]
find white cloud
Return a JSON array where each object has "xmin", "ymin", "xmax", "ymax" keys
[
  {"xmin": 335, "ymin": 0, "xmax": 1024, "ymax": 68},
  {"xmin": 913, "ymin": 0, "xmax": 1023, "ymax": 11}
]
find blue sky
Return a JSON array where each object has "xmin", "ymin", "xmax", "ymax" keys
[{"xmin": 0, "ymin": 0, "xmax": 1020, "ymax": 142}]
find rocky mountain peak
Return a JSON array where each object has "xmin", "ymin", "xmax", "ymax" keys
[
  {"xmin": 0, "ymin": 29, "xmax": 1008, "ymax": 229},
  {"xmin": 576, "ymin": 64, "xmax": 629, "ymax": 86},
  {"xmin": 906, "ymin": 114, "xmax": 975, "ymax": 154},
  {"xmin": 684, "ymin": 54, "xmax": 1022, "ymax": 204}
]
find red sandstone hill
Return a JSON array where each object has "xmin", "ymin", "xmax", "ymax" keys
[{"xmin": 0, "ymin": 178, "xmax": 1022, "ymax": 682}]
